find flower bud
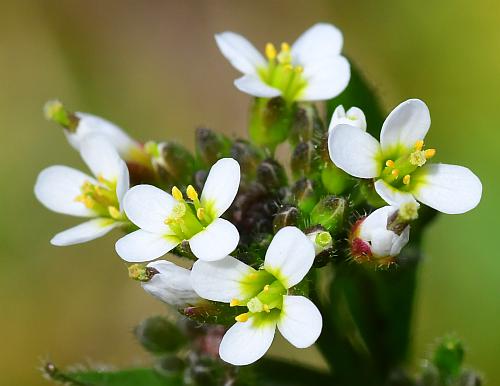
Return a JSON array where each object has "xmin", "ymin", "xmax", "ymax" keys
[
  {"xmin": 432, "ymin": 336, "xmax": 464, "ymax": 381},
  {"xmin": 310, "ymin": 196, "xmax": 347, "ymax": 234},
  {"xmin": 195, "ymin": 127, "xmax": 232, "ymax": 166},
  {"xmin": 291, "ymin": 141, "xmax": 318, "ymax": 178},
  {"xmin": 291, "ymin": 178, "xmax": 318, "ymax": 213},
  {"xmin": 134, "ymin": 316, "xmax": 187, "ymax": 354},
  {"xmin": 230, "ymin": 139, "xmax": 264, "ymax": 180},
  {"xmin": 155, "ymin": 356, "xmax": 186, "ymax": 377},
  {"xmin": 138, "ymin": 261, "xmax": 201, "ymax": 308},
  {"xmin": 289, "ymin": 103, "xmax": 325, "ymax": 145},
  {"xmin": 181, "ymin": 302, "xmax": 244, "ymax": 326},
  {"xmin": 321, "ymin": 164, "xmax": 355, "ymax": 195},
  {"xmin": 145, "ymin": 141, "xmax": 195, "ymax": 185},
  {"xmin": 328, "ymin": 105, "xmax": 367, "ymax": 132},
  {"xmin": 272, "ymin": 205, "xmax": 299, "ymax": 233},
  {"xmin": 256, "ymin": 158, "xmax": 288, "ymax": 191},
  {"xmin": 249, "ymin": 97, "xmax": 295, "ymax": 151}
]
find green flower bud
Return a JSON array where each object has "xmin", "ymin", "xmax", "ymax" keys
[
  {"xmin": 195, "ymin": 127, "xmax": 232, "ymax": 166},
  {"xmin": 44, "ymin": 99, "xmax": 79, "ymax": 131},
  {"xmin": 155, "ymin": 356, "xmax": 186, "ymax": 378},
  {"xmin": 257, "ymin": 158, "xmax": 288, "ymax": 191},
  {"xmin": 432, "ymin": 336, "xmax": 465, "ymax": 381},
  {"xmin": 231, "ymin": 139, "xmax": 264, "ymax": 180},
  {"xmin": 128, "ymin": 263, "xmax": 159, "ymax": 282},
  {"xmin": 292, "ymin": 178, "xmax": 318, "ymax": 213},
  {"xmin": 272, "ymin": 205, "xmax": 299, "ymax": 233},
  {"xmin": 359, "ymin": 179, "xmax": 387, "ymax": 208},
  {"xmin": 321, "ymin": 164, "xmax": 355, "ymax": 195},
  {"xmin": 310, "ymin": 196, "xmax": 347, "ymax": 234},
  {"xmin": 291, "ymin": 141, "xmax": 318, "ymax": 179},
  {"xmin": 289, "ymin": 103, "xmax": 325, "ymax": 145},
  {"xmin": 134, "ymin": 316, "xmax": 187, "ymax": 354},
  {"xmin": 146, "ymin": 141, "xmax": 196, "ymax": 185},
  {"xmin": 249, "ymin": 97, "xmax": 295, "ymax": 152}
]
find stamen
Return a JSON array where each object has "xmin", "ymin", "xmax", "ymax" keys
[
  {"xmin": 403, "ymin": 175, "xmax": 411, "ymax": 185},
  {"xmin": 265, "ymin": 43, "xmax": 277, "ymax": 60},
  {"xmin": 263, "ymin": 284, "xmax": 270, "ymax": 292},
  {"xmin": 294, "ymin": 66, "xmax": 303, "ymax": 73},
  {"xmin": 263, "ymin": 304, "xmax": 270, "ymax": 313},
  {"xmin": 414, "ymin": 140, "xmax": 424, "ymax": 151},
  {"xmin": 385, "ymin": 160, "xmax": 395, "ymax": 168},
  {"xmin": 424, "ymin": 149, "xmax": 436, "ymax": 159},
  {"xmin": 196, "ymin": 207, "xmax": 205, "ymax": 220},
  {"xmin": 230, "ymin": 299, "xmax": 240, "ymax": 307},
  {"xmin": 235, "ymin": 313, "xmax": 249, "ymax": 323},
  {"xmin": 248, "ymin": 273, "xmax": 258, "ymax": 280},
  {"xmin": 172, "ymin": 186, "xmax": 183, "ymax": 201},
  {"xmin": 108, "ymin": 206, "xmax": 121, "ymax": 220},
  {"xmin": 392, "ymin": 169, "xmax": 400, "ymax": 177},
  {"xmin": 186, "ymin": 185, "xmax": 198, "ymax": 201},
  {"xmin": 284, "ymin": 64, "xmax": 293, "ymax": 71},
  {"xmin": 281, "ymin": 42, "xmax": 290, "ymax": 52}
]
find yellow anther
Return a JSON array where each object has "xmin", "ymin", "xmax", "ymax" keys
[
  {"xmin": 235, "ymin": 313, "xmax": 249, "ymax": 323},
  {"xmin": 403, "ymin": 175, "xmax": 411, "ymax": 185},
  {"xmin": 391, "ymin": 169, "xmax": 400, "ymax": 177},
  {"xmin": 294, "ymin": 65, "xmax": 303, "ymax": 73},
  {"xmin": 263, "ymin": 304, "xmax": 270, "ymax": 313},
  {"xmin": 281, "ymin": 42, "xmax": 290, "ymax": 52},
  {"xmin": 424, "ymin": 148, "xmax": 436, "ymax": 159},
  {"xmin": 263, "ymin": 284, "xmax": 270, "ymax": 292},
  {"xmin": 248, "ymin": 273, "xmax": 258, "ymax": 280},
  {"xmin": 108, "ymin": 206, "xmax": 121, "ymax": 220},
  {"xmin": 186, "ymin": 185, "xmax": 198, "ymax": 201},
  {"xmin": 197, "ymin": 207, "xmax": 205, "ymax": 220},
  {"xmin": 415, "ymin": 140, "xmax": 424, "ymax": 151},
  {"xmin": 284, "ymin": 64, "xmax": 293, "ymax": 71},
  {"xmin": 265, "ymin": 42, "xmax": 277, "ymax": 60},
  {"xmin": 385, "ymin": 160, "xmax": 395, "ymax": 168},
  {"xmin": 172, "ymin": 186, "xmax": 183, "ymax": 201},
  {"xmin": 230, "ymin": 299, "xmax": 240, "ymax": 307}
]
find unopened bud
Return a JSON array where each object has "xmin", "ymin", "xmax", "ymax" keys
[
  {"xmin": 291, "ymin": 178, "xmax": 318, "ymax": 213},
  {"xmin": 257, "ymin": 158, "xmax": 288, "ymax": 191},
  {"xmin": 310, "ymin": 196, "xmax": 347, "ymax": 234},
  {"xmin": 44, "ymin": 100, "xmax": 79, "ymax": 131},
  {"xmin": 290, "ymin": 103, "xmax": 325, "ymax": 145},
  {"xmin": 155, "ymin": 356, "xmax": 186, "ymax": 377},
  {"xmin": 387, "ymin": 201, "xmax": 419, "ymax": 235},
  {"xmin": 195, "ymin": 127, "xmax": 232, "ymax": 166},
  {"xmin": 273, "ymin": 205, "xmax": 299, "ymax": 233},
  {"xmin": 128, "ymin": 263, "xmax": 158, "ymax": 282},
  {"xmin": 249, "ymin": 97, "xmax": 295, "ymax": 151},
  {"xmin": 432, "ymin": 336, "xmax": 464, "ymax": 380},
  {"xmin": 146, "ymin": 141, "xmax": 195, "ymax": 185},
  {"xmin": 181, "ymin": 302, "xmax": 243, "ymax": 326},
  {"xmin": 291, "ymin": 141, "xmax": 317, "ymax": 178},
  {"xmin": 321, "ymin": 164, "xmax": 355, "ymax": 195},
  {"xmin": 134, "ymin": 316, "xmax": 187, "ymax": 354},
  {"xmin": 231, "ymin": 139, "xmax": 264, "ymax": 180}
]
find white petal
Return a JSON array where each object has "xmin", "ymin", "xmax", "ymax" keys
[
  {"xmin": 116, "ymin": 160, "xmax": 130, "ymax": 209},
  {"xmin": 358, "ymin": 206, "xmax": 396, "ymax": 240},
  {"xmin": 374, "ymin": 180, "xmax": 417, "ymax": 207},
  {"xmin": 80, "ymin": 134, "xmax": 123, "ymax": 181},
  {"xmin": 390, "ymin": 226, "xmax": 410, "ymax": 256},
  {"xmin": 264, "ymin": 227, "xmax": 315, "ymax": 289},
  {"xmin": 201, "ymin": 158, "xmax": 241, "ymax": 218},
  {"xmin": 115, "ymin": 230, "xmax": 180, "ymax": 262},
  {"xmin": 278, "ymin": 295, "xmax": 322, "ymax": 348},
  {"xmin": 234, "ymin": 75, "xmax": 282, "ymax": 98},
  {"xmin": 70, "ymin": 112, "xmax": 139, "ymax": 158},
  {"xmin": 142, "ymin": 261, "xmax": 200, "ymax": 307},
  {"xmin": 291, "ymin": 23, "xmax": 343, "ymax": 67},
  {"xmin": 328, "ymin": 106, "xmax": 367, "ymax": 133},
  {"xmin": 51, "ymin": 218, "xmax": 120, "ymax": 246},
  {"xmin": 380, "ymin": 99, "xmax": 431, "ymax": 152},
  {"xmin": 34, "ymin": 165, "xmax": 96, "ymax": 217},
  {"xmin": 300, "ymin": 56, "xmax": 350, "ymax": 101},
  {"xmin": 190, "ymin": 255, "xmax": 255, "ymax": 303},
  {"xmin": 215, "ymin": 32, "xmax": 266, "ymax": 75},
  {"xmin": 189, "ymin": 218, "xmax": 240, "ymax": 261},
  {"xmin": 328, "ymin": 125, "xmax": 381, "ymax": 178},
  {"xmin": 369, "ymin": 229, "xmax": 395, "ymax": 257},
  {"xmin": 412, "ymin": 164, "xmax": 482, "ymax": 214},
  {"xmin": 219, "ymin": 319, "xmax": 276, "ymax": 366},
  {"xmin": 123, "ymin": 185, "xmax": 176, "ymax": 234}
]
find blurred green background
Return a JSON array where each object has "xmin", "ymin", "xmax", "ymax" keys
[{"xmin": 0, "ymin": 0, "xmax": 498, "ymax": 384}]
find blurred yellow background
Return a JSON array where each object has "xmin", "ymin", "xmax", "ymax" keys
[{"xmin": 1, "ymin": 1, "xmax": 498, "ymax": 385}]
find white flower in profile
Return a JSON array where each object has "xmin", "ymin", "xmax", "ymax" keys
[
  {"xmin": 140, "ymin": 261, "xmax": 201, "ymax": 308},
  {"xmin": 34, "ymin": 135, "xmax": 130, "ymax": 246},
  {"xmin": 350, "ymin": 202, "xmax": 417, "ymax": 266},
  {"xmin": 328, "ymin": 105, "xmax": 366, "ymax": 132},
  {"xmin": 328, "ymin": 99, "xmax": 482, "ymax": 214},
  {"xmin": 115, "ymin": 158, "xmax": 240, "ymax": 262},
  {"xmin": 215, "ymin": 23, "xmax": 350, "ymax": 102},
  {"xmin": 190, "ymin": 226, "xmax": 322, "ymax": 366}
]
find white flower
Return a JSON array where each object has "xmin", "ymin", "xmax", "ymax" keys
[
  {"xmin": 141, "ymin": 261, "xmax": 201, "ymax": 308},
  {"xmin": 328, "ymin": 105, "xmax": 366, "ymax": 132},
  {"xmin": 190, "ymin": 226, "xmax": 322, "ymax": 366},
  {"xmin": 328, "ymin": 99, "xmax": 482, "ymax": 214},
  {"xmin": 215, "ymin": 23, "xmax": 350, "ymax": 102},
  {"xmin": 34, "ymin": 135, "xmax": 130, "ymax": 246},
  {"xmin": 351, "ymin": 205, "xmax": 413, "ymax": 265},
  {"xmin": 115, "ymin": 158, "xmax": 241, "ymax": 262}
]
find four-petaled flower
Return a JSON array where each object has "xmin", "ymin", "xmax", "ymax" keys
[
  {"xmin": 328, "ymin": 99, "xmax": 482, "ymax": 214},
  {"xmin": 190, "ymin": 226, "xmax": 322, "ymax": 366},
  {"xmin": 115, "ymin": 158, "xmax": 241, "ymax": 262},
  {"xmin": 34, "ymin": 135, "xmax": 130, "ymax": 245},
  {"xmin": 215, "ymin": 23, "xmax": 350, "ymax": 102}
]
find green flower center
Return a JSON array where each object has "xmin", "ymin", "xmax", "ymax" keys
[
  {"xmin": 164, "ymin": 185, "xmax": 215, "ymax": 240},
  {"xmin": 257, "ymin": 42, "xmax": 307, "ymax": 102},
  {"xmin": 75, "ymin": 176, "xmax": 124, "ymax": 221},
  {"xmin": 379, "ymin": 140, "xmax": 436, "ymax": 191}
]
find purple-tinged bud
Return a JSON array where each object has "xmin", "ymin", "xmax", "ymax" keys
[
  {"xmin": 257, "ymin": 158, "xmax": 288, "ymax": 191},
  {"xmin": 291, "ymin": 141, "xmax": 318, "ymax": 178},
  {"xmin": 272, "ymin": 205, "xmax": 299, "ymax": 233},
  {"xmin": 290, "ymin": 103, "xmax": 325, "ymax": 145},
  {"xmin": 292, "ymin": 178, "xmax": 318, "ymax": 213},
  {"xmin": 145, "ymin": 141, "xmax": 195, "ymax": 185},
  {"xmin": 231, "ymin": 139, "xmax": 264, "ymax": 180},
  {"xmin": 195, "ymin": 127, "xmax": 232, "ymax": 166},
  {"xmin": 134, "ymin": 316, "xmax": 187, "ymax": 354}
]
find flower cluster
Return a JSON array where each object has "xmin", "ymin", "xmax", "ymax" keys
[{"xmin": 35, "ymin": 22, "xmax": 482, "ymax": 369}]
